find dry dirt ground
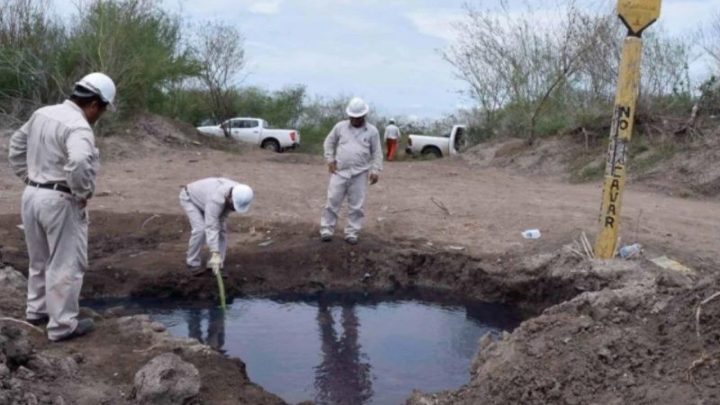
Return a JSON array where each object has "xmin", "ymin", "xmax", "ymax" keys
[{"xmin": 0, "ymin": 115, "xmax": 719, "ymax": 404}]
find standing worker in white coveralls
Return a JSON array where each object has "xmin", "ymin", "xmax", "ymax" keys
[
  {"xmin": 383, "ymin": 118, "xmax": 401, "ymax": 161},
  {"xmin": 320, "ymin": 97, "xmax": 383, "ymax": 245},
  {"xmin": 179, "ymin": 178, "xmax": 254, "ymax": 276},
  {"xmin": 8, "ymin": 73, "xmax": 116, "ymax": 342}
]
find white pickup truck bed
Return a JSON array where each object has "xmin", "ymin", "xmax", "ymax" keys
[{"xmin": 197, "ymin": 117, "xmax": 300, "ymax": 152}]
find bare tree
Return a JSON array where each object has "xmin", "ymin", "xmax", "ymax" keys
[
  {"xmin": 193, "ymin": 21, "xmax": 245, "ymax": 126},
  {"xmin": 445, "ymin": 0, "xmax": 610, "ymax": 144},
  {"xmin": 447, "ymin": 0, "xmax": 695, "ymax": 142},
  {"xmin": 700, "ymin": 11, "xmax": 720, "ymax": 67}
]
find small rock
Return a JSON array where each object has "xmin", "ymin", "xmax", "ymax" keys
[
  {"xmin": 95, "ymin": 191, "xmax": 112, "ymax": 197},
  {"xmin": 16, "ymin": 366, "xmax": 35, "ymax": 379},
  {"xmin": 27, "ymin": 356, "xmax": 53, "ymax": 373},
  {"xmin": 133, "ymin": 353, "xmax": 200, "ymax": 405},
  {"xmin": 71, "ymin": 353, "xmax": 85, "ymax": 364},
  {"xmin": 598, "ymin": 347, "xmax": 612, "ymax": 361},
  {"xmin": 79, "ymin": 307, "xmax": 102, "ymax": 320},
  {"xmin": 103, "ymin": 306, "xmax": 127, "ymax": 317},
  {"xmin": 478, "ymin": 332, "xmax": 494, "ymax": 352},
  {"xmin": 55, "ymin": 357, "xmax": 78, "ymax": 376},
  {"xmin": 23, "ymin": 393, "xmax": 39, "ymax": 405},
  {"xmin": 0, "ymin": 363, "xmax": 9, "ymax": 378},
  {"xmin": 150, "ymin": 322, "xmax": 167, "ymax": 333},
  {"xmin": 0, "ymin": 267, "xmax": 27, "ymax": 290}
]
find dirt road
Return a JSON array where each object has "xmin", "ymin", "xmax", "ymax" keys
[{"xmin": 1, "ymin": 141, "xmax": 716, "ymax": 267}]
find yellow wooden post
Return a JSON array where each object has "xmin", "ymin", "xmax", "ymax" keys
[{"xmin": 595, "ymin": 0, "xmax": 661, "ymax": 259}]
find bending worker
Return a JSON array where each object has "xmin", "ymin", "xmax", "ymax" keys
[
  {"xmin": 320, "ymin": 97, "xmax": 383, "ymax": 245},
  {"xmin": 383, "ymin": 118, "xmax": 401, "ymax": 161},
  {"xmin": 179, "ymin": 178, "xmax": 253, "ymax": 275},
  {"xmin": 8, "ymin": 72, "xmax": 116, "ymax": 342}
]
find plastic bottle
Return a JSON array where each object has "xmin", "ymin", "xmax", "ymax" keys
[
  {"xmin": 521, "ymin": 229, "xmax": 542, "ymax": 239},
  {"xmin": 619, "ymin": 243, "xmax": 642, "ymax": 259}
]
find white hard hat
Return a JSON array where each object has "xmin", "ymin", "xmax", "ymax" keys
[
  {"xmin": 388, "ymin": 118, "xmax": 396, "ymax": 124},
  {"xmin": 346, "ymin": 97, "xmax": 369, "ymax": 118},
  {"xmin": 231, "ymin": 184, "xmax": 254, "ymax": 213},
  {"xmin": 75, "ymin": 72, "xmax": 116, "ymax": 111}
]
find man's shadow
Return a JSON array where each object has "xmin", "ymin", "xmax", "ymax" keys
[
  {"xmin": 186, "ymin": 306, "xmax": 226, "ymax": 352},
  {"xmin": 314, "ymin": 300, "xmax": 373, "ymax": 405}
]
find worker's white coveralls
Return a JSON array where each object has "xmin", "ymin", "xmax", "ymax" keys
[
  {"xmin": 321, "ymin": 120, "xmax": 383, "ymax": 238},
  {"xmin": 383, "ymin": 124, "xmax": 401, "ymax": 141},
  {"xmin": 8, "ymin": 100, "xmax": 100, "ymax": 341},
  {"xmin": 179, "ymin": 177, "xmax": 239, "ymax": 267}
]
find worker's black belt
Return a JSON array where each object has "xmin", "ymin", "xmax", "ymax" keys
[{"xmin": 25, "ymin": 179, "xmax": 72, "ymax": 194}]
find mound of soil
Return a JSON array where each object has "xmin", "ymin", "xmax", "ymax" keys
[
  {"xmin": 463, "ymin": 127, "xmax": 720, "ymax": 198},
  {"xmin": 96, "ymin": 112, "xmax": 250, "ymax": 161}
]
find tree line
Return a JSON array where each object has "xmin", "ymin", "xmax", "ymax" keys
[{"xmin": 1, "ymin": 0, "xmax": 718, "ymax": 152}]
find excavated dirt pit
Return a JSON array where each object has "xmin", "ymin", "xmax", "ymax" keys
[
  {"xmin": 85, "ymin": 295, "xmax": 522, "ymax": 404},
  {"xmin": 1, "ymin": 211, "xmax": 718, "ymax": 404}
]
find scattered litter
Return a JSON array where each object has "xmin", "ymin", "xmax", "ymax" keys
[
  {"xmin": 363, "ymin": 272, "xmax": 371, "ymax": 280},
  {"xmin": 650, "ymin": 256, "xmax": 694, "ymax": 274},
  {"xmin": 425, "ymin": 241, "xmax": 434, "ymax": 247},
  {"xmin": 376, "ymin": 217, "xmax": 386, "ymax": 222},
  {"xmin": 569, "ymin": 232, "xmax": 595, "ymax": 259},
  {"xmin": 447, "ymin": 245, "xmax": 466, "ymax": 251},
  {"xmin": 618, "ymin": 243, "xmax": 642, "ymax": 259},
  {"xmin": 521, "ymin": 229, "xmax": 542, "ymax": 239},
  {"xmin": 192, "ymin": 141, "xmax": 202, "ymax": 146},
  {"xmin": 258, "ymin": 240, "xmax": 275, "ymax": 247},
  {"xmin": 16, "ymin": 225, "xmax": 24, "ymax": 231}
]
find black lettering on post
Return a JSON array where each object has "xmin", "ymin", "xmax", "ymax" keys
[
  {"xmin": 608, "ymin": 204, "xmax": 616, "ymax": 216},
  {"xmin": 618, "ymin": 106, "xmax": 631, "ymax": 118},
  {"xmin": 610, "ymin": 179, "xmax": 621, "ymax": 191},
  {"xmin": 605, "ymin": 216, "xmax": 615, "ymax": 228},
  {"xmin": 619, "ymin": 120, "xmax": 629, "ymax": 130}
]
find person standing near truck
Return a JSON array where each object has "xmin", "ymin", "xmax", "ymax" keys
[
  {"xmin": 8, "ymin": 72, "xmax": 115, "ymax": 342},
  {"xmin": 383, "ymin": 118, "xmax": 401, "ymax": 161},
  {"xmin": 320, "ymin": 97, "xmax": 383, "ymax": 245}
]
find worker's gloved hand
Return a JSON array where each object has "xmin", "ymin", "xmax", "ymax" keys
[
  {"xmin": 369, "ymin": 173, "xmax": 379, "ymax": 185},
  {"xmin": 208, "ymin": 251, "xmax": 223, "ymax": 272},
  {"xmin": 328, "ymin": 161, "xmax": 337, "ymax": 174}
]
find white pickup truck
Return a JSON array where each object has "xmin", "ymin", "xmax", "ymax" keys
[
  {"xmin": 406, "ymin": 125, "xmax": 468, "ymax": 158},
  {"xmin": 196, "ymin": 117, "xmax": 300, "ymax": 152}
]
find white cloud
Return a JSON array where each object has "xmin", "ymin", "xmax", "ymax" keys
[
  {"xmin": 247, "ymin": 1, "xmax": 282, "ymax": 15},
  {"xmin": 406, "ymin": 10, "xmax": 463, "ymax": 42}
]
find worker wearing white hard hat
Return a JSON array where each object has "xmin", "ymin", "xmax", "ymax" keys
[
  {"xmin": 8, "ymin": 72, "xmax": 116, "ymax": 341},
  {"xmin": 179, "ymin": 178, "xmax": 254, "ymax": 276},
  {"xmin": 320, "ymin": 97, "xmax": 383, "ymax": 245},
  {"xmin": 383, "ymin": 118, "xmax": 401, "ymax": 161}
]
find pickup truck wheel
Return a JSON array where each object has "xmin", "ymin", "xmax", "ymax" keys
[
  {"xmin": 261, "ymin": 139, "xmax": 281, "ymax": 153},
  {"xmin": 421, "ymin": 146, "xmax": 442, "ymax": 159}
]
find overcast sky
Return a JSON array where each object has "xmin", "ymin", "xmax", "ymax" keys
[{"xmin": 54, "ymin": 0, "xmax": 719, "ymax": 119}]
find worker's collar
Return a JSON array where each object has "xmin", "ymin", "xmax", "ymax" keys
[
  {"xmin": 64, "ymin": 100, "xmax": 89, "ymax": 122},
  {"xmin": 348, "ymin": 121, "xmax": 368, "ymax": 131}
]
